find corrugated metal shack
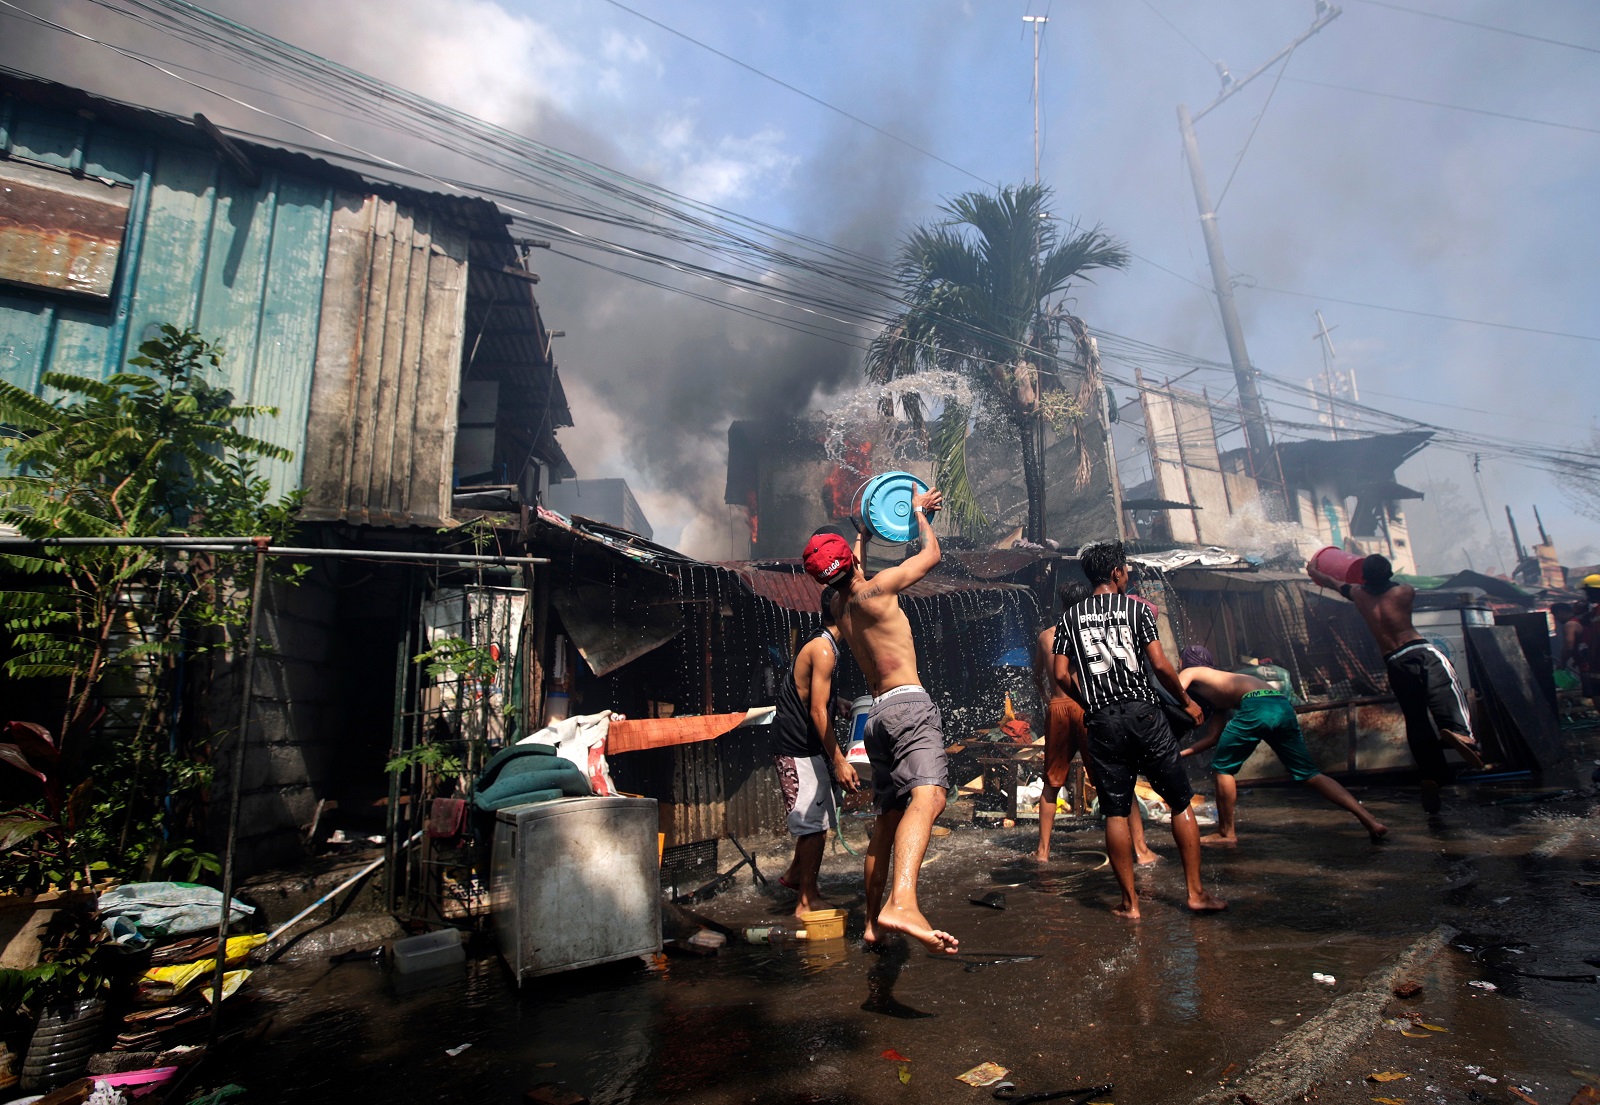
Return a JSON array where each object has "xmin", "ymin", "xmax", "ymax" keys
[{"xmin": 0, "ymin": 74, "xmax": 572, "ymax": 872}]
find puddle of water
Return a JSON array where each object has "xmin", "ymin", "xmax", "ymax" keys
[{"xmin": 218, "ymin": 778, "xmax": 1600, "ymax": 1104}]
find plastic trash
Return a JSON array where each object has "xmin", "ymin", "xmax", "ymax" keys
[
  {"xmin": 97, "ymin": 883, "xmax": 257, "ymax": 947},
  {"xmin": 969, "ymin": 891, "xmax": 1007, "ymax": 910},
  {"xmin": 446, "ymin": 1043, "xmax": 472, "ymax": 1057},
  {"xmin": 956, "ymin": 1062, "xmax": 1011, "ymax": 1087},
  {"xmin": 1468, "ymin": 980, "xmax": 1498, "ymax": 991},
  {"xmin": 1312, "ymin": 972, "xmax": 1336, "ymax": 985},
  {"xmin": 880, "ymin": 1050, "xmax": 910, "ymax": 1062},
  {"xmin": 743, "ymin": 925, "xmax": 797, "ymax": 944}
]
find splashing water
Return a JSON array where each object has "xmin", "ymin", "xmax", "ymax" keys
[
  {"xmin": 1201, "ymin": 498, "xmax": 1311, "ymax": 561},
  {"xmin": 814, "ymin": 370, "xmax": 987, "ymax": 471}
]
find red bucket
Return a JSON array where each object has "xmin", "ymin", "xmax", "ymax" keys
[{"xmin": 1309, "ymin": 546, "xmax": 1365, "ymax": 586}]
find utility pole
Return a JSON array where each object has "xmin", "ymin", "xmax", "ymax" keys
[
  {"xmin": 1024, "ymin": 12, "xmax": 1048, "ymax": 542},
  {"xmin": 1472, "ymin": 452, "xmax": 1516, "ymax": 574},
  {"xmin": 1024, "ymin": 14, "xmax": 1047, "ymax": 188},
  {"xmin": 1312, "ymin": 309, "xmax": 1339, "ymax": 439},
  {"xmin": 1177, "ymin": 3, "xmax": 1341, "ymax": 478}
]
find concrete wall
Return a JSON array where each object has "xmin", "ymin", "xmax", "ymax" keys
[{"xmin": 201, "ymin": 551, "xmax": 411, "ymax": 874}]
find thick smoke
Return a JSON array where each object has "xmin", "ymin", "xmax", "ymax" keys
[{"xmin": 0, "ymin": 0, "xmax": 938, "ymax": 557}]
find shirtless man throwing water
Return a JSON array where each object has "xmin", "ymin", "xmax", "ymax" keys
[
  {"xmin": 1307, "ymin": 553, "xmax": 1484, "ymax": 813},
  {"xmin": 802, "ymin": 488, "xmax": 958, "ymax": 954}
]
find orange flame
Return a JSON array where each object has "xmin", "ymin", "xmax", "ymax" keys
[
  {"xmin": 745, "ymin": 490, "xmax": 758, "ymax": 544},
  {"xmin": 822, "ymin": 438, "xmax": 874, "ymax": 519}
]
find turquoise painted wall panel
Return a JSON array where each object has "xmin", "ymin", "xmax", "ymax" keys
[
  {"xmin": 0, "ymin": 293, "xmax": 51, "ymax": 392},
  {"xmin": 81, "ymin": 132, "xmax": 143, "ymax": 186},
  {"xmin": 126, "ymin": 145, "xmax": 218, "ymax": 351},
  {"xmin": 0, "ymin": 97, "xmax": 338, "ymax": 500},
  {"xmin": 7, "ymin": 114, "xmax": 80, "ymax": 169},
  {"xmin": 41, "ymin": 301, "xmax": 114, "ymax": 400},
  {"xmin": 247, "ymin": 176, "xmax": 332, "ymax": 498}
]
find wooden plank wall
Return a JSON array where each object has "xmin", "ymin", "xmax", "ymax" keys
[{"xmin": 300, "ymin": 193, "xmax": 469, "ymax": 527}]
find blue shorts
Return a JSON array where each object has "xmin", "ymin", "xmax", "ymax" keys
[{"xmin": 1208, "ymin": 691, "xmax": 1322, "ymax": 782}]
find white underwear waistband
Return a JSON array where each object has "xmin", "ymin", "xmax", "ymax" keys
[{"xmin": 873, "ymin": 684, "xmax": 925, "ymax": 707}]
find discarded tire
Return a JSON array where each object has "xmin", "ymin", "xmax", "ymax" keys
[{"xmin": 20, "ymin": 997, "xmax": 105, "ymax": 1092}]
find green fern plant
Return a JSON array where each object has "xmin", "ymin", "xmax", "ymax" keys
[{"xmin": 0, "ymin": 325, "xmax": 301, "ymax": 886}]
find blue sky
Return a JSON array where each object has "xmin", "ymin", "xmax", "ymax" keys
[{"xmin": 5, "ymin": 0, "xmax": 1597, "ymax": 567}]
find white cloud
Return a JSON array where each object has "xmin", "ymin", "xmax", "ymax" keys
[
  {"xmin": 664, "ymin": 125, "xmax": 799, "ymax": 205},
  {"xmin": 601, "ymin": 29, "xmax": 652, "ymax": 66},
  {"xmin": 244, "ymin": 0, "xmax": 585, "ymax": 127}
]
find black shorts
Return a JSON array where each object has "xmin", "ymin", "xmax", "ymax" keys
[
  {"xmin": 1385, "ymin": 640, "xmax": 1472, "ymax": 783},
  {"xmin": 1083, "ymin": 700, "xmax": 1193, "ymax": 819}
]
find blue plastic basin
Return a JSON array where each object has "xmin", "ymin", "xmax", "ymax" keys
[{"xmin": 854, "ymin": 471, "xmax": 929, "ymax": 544}]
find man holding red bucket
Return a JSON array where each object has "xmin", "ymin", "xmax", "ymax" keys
[{"xmin": 1307, "ymin": 550, "xmax": 1486, "ymax": 813}]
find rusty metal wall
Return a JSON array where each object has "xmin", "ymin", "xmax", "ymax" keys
[{"xmin": 0, "ymin": 158, "xmax": 132, "ymax": 298}]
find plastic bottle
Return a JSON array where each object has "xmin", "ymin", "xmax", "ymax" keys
[{"xmin": 743, "ymin": 925, "xmax": 805, "ymax": 944}]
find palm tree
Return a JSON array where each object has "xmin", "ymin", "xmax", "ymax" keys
[{"xmin": 866, "ymin": 183, "xmax": 1128, "ymax": 543}]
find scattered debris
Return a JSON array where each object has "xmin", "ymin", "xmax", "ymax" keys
[
  {"xmin": 1569, "ymin": 1085, "xmax": 1599, "ymax": 1105},
  {"xmin": 991, "ymin": 1082, "xmax": 1114, "ymax": 1103},
  {"xmin": 1312, "ymin": 972, "xmax": 1336, "ymax": 985},
  {"xmin": 445, "ymin": 1043, "xmax": 472, "ymax": 1057},
  {"xmin": 957, "ymin": 1062, "xmax": 1012, "ymax": 1087},
  {"xmin": 1507, "ymin": 1088, "xmax": 1538, "ymax": 1105},
  {"xmin": 969, "ymin": 891, "xmax": 1007, "ymax": 910},
  {"xmin": 880, "ymin": 1049, "xmax": 910, "ymax": 1062},
  {"xmin": 1367, "ymin": 1072, "xmax": 1410, "ymax": 1083},
  {"xmin": 1371, "ymin": 1097, "xmax": 1406, "ymax": 1105},
  {"xmin": 898, "ymin": 1064, "xmax": 912, "ymax": 1085},
  {"xmin": 1419, "ymin": 1023, "xmax": 1448, "ymax": 1032},
  {"xmin": 524, "ymin": 1083, "xmax": 589, "ymax": 1105},
  {"xmin": 1392, "ymin": 980, "xmax": 1423, "ymax": 998},
  {"xmin": 1399, "ymin": 1030, "xmax": 1430, "ymax": 1038},
  {"xmin": 1467, "ymin": 980, "xmax": 1498, "ymax": 991}
]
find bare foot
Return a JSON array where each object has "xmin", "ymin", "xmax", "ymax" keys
[
  {"xmin": 1187, "ymin": 891, "xmax": 1228, "ymax": 913},
  {"xmin": 793, "ymin": 894, "xmax": 835, "ymax": 920},
  {"xmin": 1367, "ymin": 822, "xmax": 1390, "ymax": 844},
  {"xmin": 1030, "ymin": 849, "xmax": 1051, "ymax": 864},
  {"xmin": 1135, "ymin": 849, "xmax": 1162, "ymax": 866},
  {"xmin": 1199, "ymin": 833, "xmax": 1237, "ymax": 847},
  {"xmin": 1112, "ymin": 899, "xmax": 1141, "ymax": 920},
  {"xmin": 876, "ymin": 903, "xmax": 959, "ymax": 954}
]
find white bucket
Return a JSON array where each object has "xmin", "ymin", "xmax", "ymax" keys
[{"xmin": 845, "ymin": 695, "xmax": 873, "ymax": 764}]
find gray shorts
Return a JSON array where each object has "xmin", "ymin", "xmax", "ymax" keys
[{"xmin": 863, "ymin": 686, "xmax": 950, "ymax": 813}]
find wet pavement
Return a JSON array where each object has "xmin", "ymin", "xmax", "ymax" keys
[{"xmin": 220, "ymin": 747, "xmax": 1600, "ymax": 1105}]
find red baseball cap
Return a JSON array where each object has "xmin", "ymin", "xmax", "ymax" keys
[{"xmin": 802, "ymin": 532, "xmax": 855, "ymax": 583}]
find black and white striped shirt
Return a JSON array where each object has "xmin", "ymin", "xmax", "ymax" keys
[{"xmin": 1053, "ymin": 592, "xmax": 1160, "ymax": 712}]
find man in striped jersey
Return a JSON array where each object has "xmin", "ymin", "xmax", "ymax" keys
[
  {"xmin": 1054, "ymin": 541, "xmax": 1226, "ymax": 919},
  {"xmin": 1307, "ymin": 553, "xmax": 1484, "ymax": 813}
]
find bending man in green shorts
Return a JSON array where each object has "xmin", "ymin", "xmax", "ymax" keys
[{"xmin": 1178, "ymin": 653, "xmax": 1388, "ymax": 846}]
